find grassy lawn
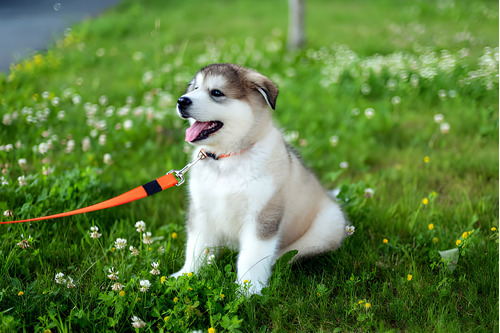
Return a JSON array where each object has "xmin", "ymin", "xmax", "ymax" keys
[{"xmin": 0, "ymin": 0, "xmax": 498, "ymax": 331}]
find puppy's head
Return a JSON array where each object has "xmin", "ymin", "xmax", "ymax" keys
[{"xmin": 176, "ymin": 63, "xmax": 278, "ymax": 152}]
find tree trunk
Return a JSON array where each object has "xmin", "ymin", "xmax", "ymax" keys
[{"xmin": 287, "ymin": 0, "xmax": 305, "ymax": 50}]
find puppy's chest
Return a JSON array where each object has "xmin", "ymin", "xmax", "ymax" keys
[{"xmin": 189, "ymin": 161, "xmax": 275, "ymax": 228}]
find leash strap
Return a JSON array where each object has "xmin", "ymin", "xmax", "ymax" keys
[
  {"xmin": 1, "ymin": 150, "xmax": 209, "ymax": 225},
  {"xmin": 0, "ymin": 174, "xmax": 178, "ymax": 224}
]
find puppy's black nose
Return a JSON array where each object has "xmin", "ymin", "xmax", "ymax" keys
[{"xmin": 177, "ymin": 96, "xmax": 192, "ymax": 110}]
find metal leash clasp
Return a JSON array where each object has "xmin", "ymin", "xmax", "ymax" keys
[{"xmin": 167, "ymin": 149, "xmax": 208, "ymax": 186}]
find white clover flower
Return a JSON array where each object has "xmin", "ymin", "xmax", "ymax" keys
[
  {"xmin": 135, "ymin": 220, "xmax": 146, "ymax": 233},
  {"xmin": 89, "ymin": 226, "xmax": 102, "ymax": 239},
  {"xmin": 142, "ymin": 232, "xmax": 153, "ymax": 245},
  {"xmin": 18, "ymin": 158, "xmax": 27, "ymax": 167},
  {"xmin": 5, "ymin": 144, "xmax": 13, "ymax": 152},
  {"xmin": 364, "ymin": 108, "xmax": 375, "ymax": 119},
  {"xmin": 55, "ymin": 272, "xmax": 66, "ymax": 284},
  {"xmin": 38, "ymin": 142, "xmax": 49, "ymax": 154},
  {"xmin": 72, "ymin": 94, "xmax": 82, "ymax": 105},
  {"xmin": 149, "ymin": 262, "xmax": 160, "ymax": 275},
  {"xmin": 99, "ymin": 95, "xmax": 108, "ymax": 106},
  {"xmin": 42, "ymin": 166, "xmax": 54, "ymax": 176},
  {"xmin": 139, "ymin": 279, "xmax": 151, "ymax": 292},
  {"xmin": 51, "ymin": 97, "xmax": 60, "ymax": 107},
  {"xmin": 107, "ymin": 267, "xmax": 119, "ymax": 280},
  {"xmin": 66, "ymin": 276, "xmax": 75, "ymax": 288},
  {"xmin": 391, "ymin": 96, "xmax": 401, "ymax": 105},
  {"xmin": 329, "ymin": 135, "xmax": 339, "ymax": 147},
  {"xmin": 129, "ymin": 246, "xmax": 139, "ymax": 256},
  {"xmin": 123, "ymin": 119, "xmax": 133, "ymax": 131},
  {"xmin": 103, "ymin": 153, "xmax": 113, "ymax": 165},
  {"xmin": 82, "ymin": 137, "xmax": 91, "ymax": 152},
  {"xmin": 131, "ymin": 316, "xmax": 146, "ymax": 328},
  {"xmin": 339, "ymin": 161, "xmax": 349, "ymax": 169},
  {"xmin": 114, "ymin": 238, "xmax": 127, "ymax": 249},
  {"xmin": 364, "ymin": 188, "xmax": 374, "ymax": 198},
  {"xmin": 18, "ymin": 176, "xmax": 27, "ymax": 187},
  {"xmin": 283, "ymin": 130, "xmax": 299, "ymax": 143},
  {"xmin": 111, "ymin": 282, "xmax": 124, "ymax": 291},
  {"xmin": 440, "ymin": 122, "xmax": 450, "ymax": 134},
  {"xmin": 345, "ymin": 225, "xmax": 355, "ymax": 236},
  {"xmin": 434, "ymin": 114, "xmax": 444, "ymax": 124},
  {"xmin": 65, "ymin": 140, "xmax": 75, "ymax": 154},
  {"xmin": 98, "ymin": 134, "xmax": 107, "ymax": 146}
]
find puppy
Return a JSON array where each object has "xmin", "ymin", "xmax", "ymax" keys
[{"xmin": 172, "ymin": 63, "xmax": 347, "ymax": 294}]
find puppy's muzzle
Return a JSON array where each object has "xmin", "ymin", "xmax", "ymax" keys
[{"xmin": 177, "ymin": 96, "xmax": 192, "ymax": 119}]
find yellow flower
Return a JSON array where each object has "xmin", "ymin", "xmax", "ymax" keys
[
  {"xmin": 433, "ymin": 237, "xmax": 439, "ymax": 243},
  {"xmin": 491, "ymin": 227, "xmax": 497, "ymax": 232},
  {"xmin": 462, "ymin": 232, "xmax": 468, "ymax": 239},
  {"xmin": 428, "ymin": 223, "xmax": 434, "ymax": 230},
  {"xmin": 119, "ymin": 291, "xmax": 125, "ymax": 297},
  {"xmin": 220, "ymin": 294, "xmax": 225, "ymax": 299},
  {"xmin": 111, "ymin": 247, "xmax": 116, "ymax": 253},
  {"xmin": 424, "ymin": 156, "xmax": 430, "ymax": 163},
  {"xmin": 137, "ymin": 297, "xmax": 141, "ymax": 301},
  {"xmin": 456, "ymin": 240, "xmax": 462, "ymax": 246},
  {"xmin": 365, "ymin": 303, "xmax": 371, "ymax": 309},
  {"xmin": 357, "ymin": 300, "xmax": 364, "ymax": 305},
  {"xmin": 161, "ymin": 276, "xmax": 166, "ymax": 284},
  {"xmin": 18, "ymin": 291, "xmax": 24, "ymax": 296},
  {"xmin": 383, "ymin": 239, "xmax": 389, "ymax": 244},
  {"xmin": 407, "ymin": 274, "xmax": 412, "ymax": 281},
  {"xmin": 208, "ymin": 328, "xmax": 216, "ymax": 333},
  {"xmin": 164, "ymin": 316, "xmax": 169, "ymax": 322},
  {"xmin": 171, "ymin": 232, "xmax": 178, "ymax": 239},
  {"xmin": 187, "ymin": 272, "xmax": 193, "ymax": 277},
  {"xmin": 44, "ymin": 330, "xmax": 52, "ymax": 333},
  {"xmin": 173, "ymin": 297, "xmax": 179, "ymax": 303},
  {"xmin": 422, "ymin": 198, "xmax": 429, "ymax": 205}
]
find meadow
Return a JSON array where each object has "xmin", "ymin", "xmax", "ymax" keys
[{"xmin": 0, "ymin": 0, "xmax": 498, "ymax": 331}]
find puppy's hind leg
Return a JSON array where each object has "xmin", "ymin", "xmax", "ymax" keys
[{"xmin": 277, "ymin": 201, "xmax": 346, "ymax": 260}]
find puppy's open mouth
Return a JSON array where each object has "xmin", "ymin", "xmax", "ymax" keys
[{"xmin": 185, "ymin": 120, "xmax": 223, "ymax": 142}]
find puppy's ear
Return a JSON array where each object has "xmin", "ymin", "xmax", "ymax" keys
[{"xmin": 249, "ymin": 73, "xmax": 279, "ymax": 110}]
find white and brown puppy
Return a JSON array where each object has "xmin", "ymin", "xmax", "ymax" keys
[{"xmin": 172, "ymin": 63, "xmax": 347, "ymax": 294}]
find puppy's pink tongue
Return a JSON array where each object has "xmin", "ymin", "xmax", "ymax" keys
[{"xmin": 185, "ymin": 121, "xmax": 210, "ymax": 142}]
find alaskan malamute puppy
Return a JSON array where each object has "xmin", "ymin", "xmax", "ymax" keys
[{"xmin": 172, "ymin": 63, "xmax": 347, "ymax": 294}]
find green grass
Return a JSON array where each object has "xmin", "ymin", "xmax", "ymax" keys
[{"xmin": 0, "ymin": 0, "xmax": 498, "ymax": 331}]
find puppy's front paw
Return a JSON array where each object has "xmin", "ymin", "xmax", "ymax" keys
[
  {"xmin": 237, "ymin": 279, "xmax": 264, "ymax": 297},
  {"xmin": 170, "ymin": 270, "xmax": 187, "ymax": 279}
]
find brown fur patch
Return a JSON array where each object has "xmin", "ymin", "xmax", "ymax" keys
[{"xmin": 257, "ymin": 193, "xmax": 284, "ymax": 240}]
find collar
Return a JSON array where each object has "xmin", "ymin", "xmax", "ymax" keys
[{"xmin": 201, "ymin": 146, "xmax": 252, "ymax": 160}]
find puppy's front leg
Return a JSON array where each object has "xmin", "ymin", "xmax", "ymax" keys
[
  {"xmin": 237, "ymin": 225, "xmax": 279, "ymax": 295},
  {"xmin": 171, "ymin": 228, "xmax": 213, "ymax": 278}
]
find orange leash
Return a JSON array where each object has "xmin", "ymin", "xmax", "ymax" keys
[{"xmin": 1, "ymin": 150, "xmax": 209, "ymax": 225}]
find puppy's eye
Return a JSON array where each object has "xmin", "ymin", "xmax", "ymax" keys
[{"xmin": 210, "ymin": 89, "xmax": 225, "ymax": 97}]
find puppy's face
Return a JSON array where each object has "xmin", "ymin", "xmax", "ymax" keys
[{"xmin": 177, "ymin": 64, "xmax": 278, "ymax": 150}]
